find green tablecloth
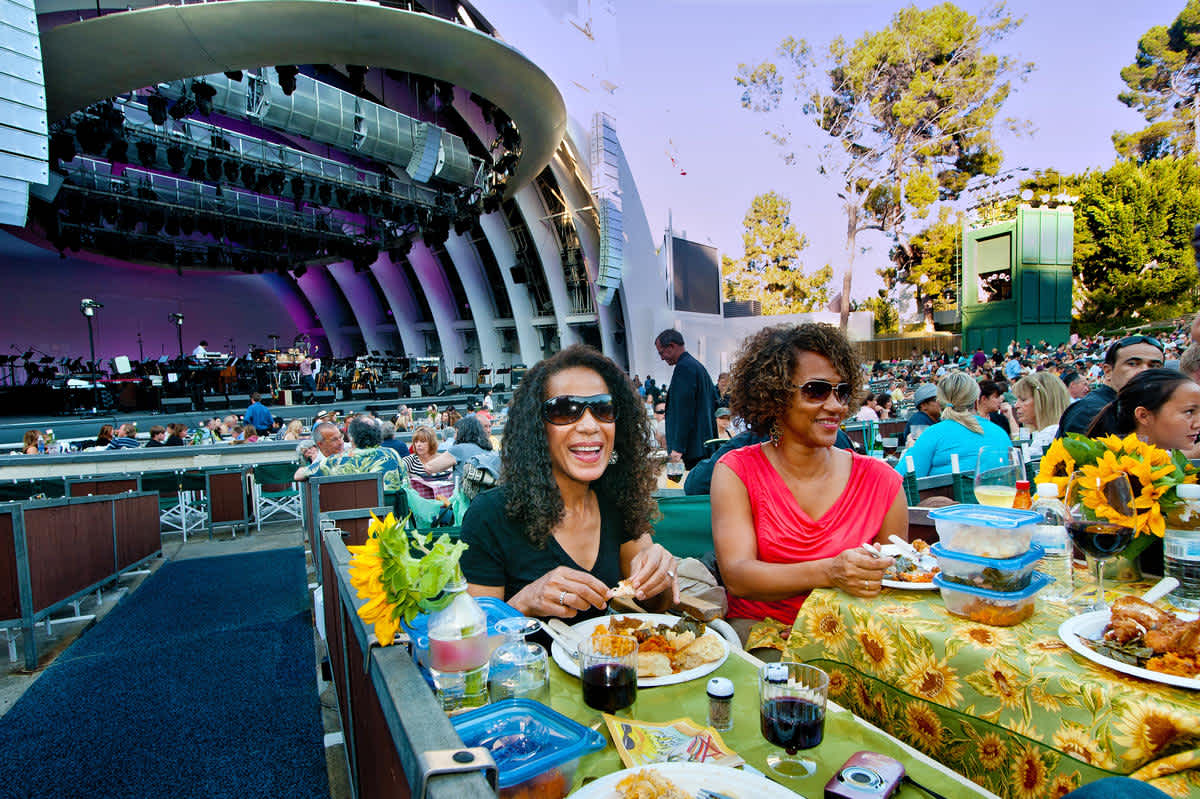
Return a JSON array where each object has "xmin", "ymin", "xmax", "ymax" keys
[
  {"xmin": 771, "ymin": 583, "xmax": 1200, "ymax": 799},
  {"xmin": 547, "ymin": 647, "xmax": 990, "ymax": 798}
]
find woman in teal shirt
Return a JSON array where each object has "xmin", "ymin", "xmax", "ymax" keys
[{"xmin": 895, "ymin": 372, "xmax": 1012, "ymax": 478}]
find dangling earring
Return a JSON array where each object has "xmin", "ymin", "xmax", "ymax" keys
[
  {"xmin": 770, "ymin": 421, "xmax": 782, "ymax": 447},
  {"xmin": 609, "ymin": 451, "xmax": 618, "ymax": 464}
]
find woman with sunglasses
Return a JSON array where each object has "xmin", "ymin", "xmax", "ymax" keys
[
  {"xmin": 893, "ymin": 371, "xmax": 1013, "ymax": 478},
  {"xmin": 460, "ymin": 345, "xmax": 677, "ymax": 619},
  {"xmin": 711, "ymin": 324, "xmax": 908, "ymax": 638}
]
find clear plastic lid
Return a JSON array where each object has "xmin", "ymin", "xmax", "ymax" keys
[
  {"xmin": 928, "ymin": 504, "xmax": 1043, "ymax": 528},
  {"xmin": 1177, "ymin": 484, "xmax": 1200, "ymax": 500},
  {"xmin": 707, "ymin": 677, "xmax": 734, "ymax": 698},
  {"xmin": 933, "ymin": 570, "xmax": 1052, "ymax": 600},
  {"xmin": 931, "ymin": 541, "xmax": 1045, "ymax": 569},
  {"xmin": 451, "ymin": 698, "xmax": 605, "ymax": 788},
  {"xmin": 403, "ymin": 596, "xmax": 522, "ymax": 650}
]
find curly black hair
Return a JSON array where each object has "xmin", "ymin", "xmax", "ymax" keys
[
  {"xmin": 501, "ymin": 344, "xmax": 658, "ymax": 548},
  {"xmin": 728, "ymin": 323, "xmax": 862, "ymax": 436}
]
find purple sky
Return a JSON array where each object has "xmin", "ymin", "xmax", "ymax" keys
[{"xmin": 491, "ymin": 0, "xmax": 1183, "ymax": 299}]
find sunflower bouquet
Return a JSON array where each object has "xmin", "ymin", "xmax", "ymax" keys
[
  {"xmin": 1037, "ymin": 433, "xmax": 1197, "ymax": 557},
  {"xmin": 346, "ymin": 512, "xmax": 468, "ymax": 645}
]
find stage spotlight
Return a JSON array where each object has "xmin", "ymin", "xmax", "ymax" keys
[
  {"xmin": 223, "ymin": 70, "xmax": 243, "ymax": 82},
  {"xmin": 453, "ymin": 216, "xmax": 472, "ymax": 236},
  {"xmin": 180, "ymin": 215, "xmax": 195, "ymax": 236},
  {"xmin": 168, "ymin": 95, "xmax": 196, "ymax": 120},
  {"xmin": 207, "ymin": 156, "xmax": 223, "ymax": 181},
  {"xmin": 240, "ymin": 164, "xmax": 256, "ymax": 187},
  {"xmin": 166, "ymin": 146, "xmax": 186, "ymax": 173},
  {"xmin": 188, "ymin": 157, "xmax": 207, "ymax": 181},
  {"xmin": 436, "ymin": 81, "xmax": 455, "ymax": 107},
  {"xmin": 292, "ymin": 263, "xmax": 307, "ymax": 277},
  {"xmin": 75, "ymin": 119, "xmax": 107, "ymax": 155},
  {"xmin": 191, "ymin": 81, "xmax": 217, "ymax": 116},
  {"xmin": 291, "ymin": 176, "xmax": 305, "ymax": 210},
  {"xmin": 136, "ymin": 140, "xmax": 157, "ymax": 167},
  {"xmin": 500, "ymin": 121, "xmax": 520, "ymax": 150},
  {"xmin": 50, "ymin": 131, "xmax": 76, "ymax": 164},
  {"xmin": 347, "ymin": 65, "xmax": 368, "ymax": 95},
  {"xmin": 317, "ymin": 185, "xmax": 332, "ymax": 205},
  {"xmin": 165, "ymin": 214, "xmax": 180, "ymax": 236},
  {"xmin": 223, "ymin": 159, "xmax": 239, "ymax": 181},
  {"xmin": 209, "ymin": 134, "xmax": 231, "ymax": 151},
  {"xmin": 275, "ymin": 65, "xmax": 299, "ymax": 96},
  {"xmin": 146, "ymin": 94, "xmax": 168, "ymax": 125},
  {"xmin": 495, "ymin": 152, "xmax": 519, "ymax": 176},
  {"xmin": 380, "ymin": 176, "xmax": 391, "ymax": 194}
]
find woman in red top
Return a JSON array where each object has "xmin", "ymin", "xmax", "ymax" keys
[{"xmin": 712, "ymin": 324, "xmax": 908, "ymax": 631}]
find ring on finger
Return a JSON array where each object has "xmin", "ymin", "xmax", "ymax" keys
[
  {"xmin": 863, "ymin": 579, "xmax": 870, "ymax": 591},
  {"xmin": 559, "ymin": 589, "xmax": 567, "ymax": 606}
]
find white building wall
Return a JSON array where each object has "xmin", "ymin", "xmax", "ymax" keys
[
  {"xmin": 370, "ymin": 255, "xmax": 425, "ymax": 357},
  {"xmin": 327, "ymin": 261, "xmax": 400, "ymax": 355},
  {"xmin": 443, "ymin": 231, "xmax": 503, "ymax": 370},
  {"xmin": 478, "ymin": 211, "xmax": 541, "ymax": 365}
]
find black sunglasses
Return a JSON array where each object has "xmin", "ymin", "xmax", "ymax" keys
[
  {"xmin": 793, "ymin": 380, "xmax": 852, "ymax": 404},
  {"xmin": 541, "ymin": 394, "xmax": 617, "ymax": 425}
]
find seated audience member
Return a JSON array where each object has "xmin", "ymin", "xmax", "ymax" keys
[
  {"xmin": 902, "ymin": 384, "xmax": 941, "ymax": 442},
  {"xmin": 460, "ymin": 344, "xmax": 677, "ymax": 620},
  {"xmin": 297, "ymin": 415, "xmax": 404, "ymax": 492},
  {"xmin": 294, "ymin": 421, "xmax": 347, "ymax": 479},
  {"xmin": 282, "ymin": 419, "xmax": 304, "ymax": 440},
  {"xmin": 1087, "ymin": 368, "xmax": 1200, "ymax": 452},
  {"xmin": 145, "ymin": 425, "xmax": 167, "ymax": 447},
  {"xmin": 855, "ymin": 394, "xmax": 880, "ymax": 421},
  {"xmin": 379, "ymin": 421, "xmax": 409, "ymax": 457},
  {"xmin": 1013, "ymin": 371, "xmax": 1071, "ymax": 453},
  {"xmin": 1058, "ymin": 335, "xmax": 1164, "ymax": 437},
  {"xmin": 243, "ymin": 425, "xmax": 259, "ymax": 443},
  {"xmin": 894, "ymin": 372, "xmax": 1012, "ymax": 478},
  {"xmin": 165, "ymin": 423, "xmax": 187, "ymax": 447},
  {"xmin": 1061, "ymin": 369, "xmax": 1090, "ymax": 402},
  {"xmin": 22, "ymin": 429, "xmax": 42, "ymax": 454},
  {"xmin": 107, "ymin": 424, "xmax": 140, "ymax": 449},
  {"xmin": 711, "ymin": 324, "xmax": 906, "ymax": 639},
  {"xmin": 977, "ymin": 380, "xmax": 1016, "ymax": 438},
  {"xmin": 875, "ymin": 393, "xmax": 893, "ymax": 419},
  {"xmin": 714, "ymin": 407, "xmax": 733, "ymax": 439},
  {"xmin": 402, "ymin": 426, "xmax": 455, "ymax": 498},
  {"xmin": 85, "ymin": 424, "xmax": 114, "ymax": 450},
  {"xmin": 441, "ymin": 415, "xmax": 499, "ymax": 481},
  {"xmin": 652, "ymin": 401, "xmax": 667, "ymax": 449}
]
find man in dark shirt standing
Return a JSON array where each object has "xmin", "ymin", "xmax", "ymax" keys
[
  {"xmin": 655, "ymin": 330, "xmax": 717, "ymax": 469},
  {"xmin": 1056, "ymin": 336, "xmax": 1164, "ymax": 437},
  {"xmin": 244, "ymin": 392, "xmax": 275, "ymax": 433}
]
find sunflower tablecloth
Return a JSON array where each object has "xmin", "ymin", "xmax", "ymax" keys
[{"xmin": 758, "ymin": 584, "xmax": 1200, "ymax": 799}]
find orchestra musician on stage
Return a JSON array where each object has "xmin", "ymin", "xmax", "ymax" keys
[
  {"xmin": 192, "ymin": 340, "xmax": 209, "ymax": 358},
  {"xmin": 300, "ymin": 351, "xmax": 317, "ymax": 400}
]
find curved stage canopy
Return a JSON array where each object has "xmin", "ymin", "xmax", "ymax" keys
[{"xmin": 39, "ymin": 0, "xmax": 566, "ymax": 193}]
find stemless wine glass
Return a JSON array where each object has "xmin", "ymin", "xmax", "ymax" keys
[
  {"xmin": 579, "ymin": 634, "xmax": 638, "ymax": 714},
  {"xmin": 973, "ymin": 446, "xmax": 1022, "ymax": 507},
  {"xmin": 1065, "ymin": 471, "xmax": 1136, "ymax": 612},
  {"xmin": 487, "ymin": 617, "xmax": 550, "ymax": 704},
  {"xmin": 758, "ymin": 662, "xmax": 829, "ymax": 777}
]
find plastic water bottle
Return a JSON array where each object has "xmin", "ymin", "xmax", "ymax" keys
[
  {"xmin": 1032, "ymin": 482, "xmax": 1073, "ymax": 602},
  {"xmin": 1165, "ymin": 484, "xmax": 1200, "ymax": 611},
  {"xmin": 427, "ymin": 568, "xmax": 490, "ymax": 712}
]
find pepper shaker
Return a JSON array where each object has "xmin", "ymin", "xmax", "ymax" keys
[{"xmin": 706, "ymin": 677, "xmax": 734, "ymax": 731}]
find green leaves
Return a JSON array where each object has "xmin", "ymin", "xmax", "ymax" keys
[
  {"xmin": 374, "ymin": 516, "xmax": 468, "ymax": 624},
  {"xmin": 1116, "ymin": 2, "xmax": 1200, "ymax": 159}
]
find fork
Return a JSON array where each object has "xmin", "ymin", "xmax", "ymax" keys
[{"xmin": 697, "ymin": 790, "xmax": 735, "ymax": 799}]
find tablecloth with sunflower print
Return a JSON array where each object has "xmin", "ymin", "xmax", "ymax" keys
[{"xmin": 751, "ymin": 585, "xmax": 1200, "ymax": 799}]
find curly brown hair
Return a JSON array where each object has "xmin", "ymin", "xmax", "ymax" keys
[
  {"xmin": 728, "ymin": 323, "xmax": 862, "ymax": 436},
  {"xmin": 502, "ymin": 345, "xmax": 658, "ymax": 548}
]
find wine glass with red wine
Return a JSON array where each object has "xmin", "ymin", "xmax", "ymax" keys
[
  {"xmin": 579, "ymin": 634, "xmax": 638, "ymax": 714},
  {"xmin": 758, "ymin": 662, "xmax": 829, "ymax": 777},
  {"xmin": 1065, "ymin": 471, "xmax": 1135, "ymax": 613}
]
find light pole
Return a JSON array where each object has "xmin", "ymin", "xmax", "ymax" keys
[
  {"xmin": 80, "ymin": 298, "xmax": 103, "ymax": 412},
  {"xmin": 169, "ymin": 313, "xmax": 184, "ymax": 360}
]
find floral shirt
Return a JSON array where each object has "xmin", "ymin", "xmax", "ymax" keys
[{"xmin": 310, "ymin": 445, "xmax": 405, "ymax": 493}]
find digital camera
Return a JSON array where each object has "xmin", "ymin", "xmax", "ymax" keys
[{"xmin": 823, "ymin": 751, "xmax": 905, "ymax": 799}]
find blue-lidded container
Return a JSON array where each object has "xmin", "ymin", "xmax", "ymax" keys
[
  {"xmin": 927, "ymin": 504, "xmax": 1042, "ymax": 559},
  {"xmin": 402, "ymin": 596, "xmax": 522, "ymax": 673},
  {"xmin": 933, "ymin": 571, "xmax": 1053, "ymax": 626},
  {"xmin": 930, "ymin": 542, "xmax": 1045, "ymax": 592},
  {"xmin": 452, "ymin": 698, "xmax": 605, "ymax": 799}
]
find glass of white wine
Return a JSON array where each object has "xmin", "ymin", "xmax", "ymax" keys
[{"xmin": 973, "ymin": 446, "xmax": 1022, "ymax": 507}]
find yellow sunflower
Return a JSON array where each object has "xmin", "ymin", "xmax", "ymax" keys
[
  {"xmin": 977, "ymin": 732, "xmax": 1008, "ymax": 771},
  {"xmin": 973, "ymin": 654, "xmax": 1026, "ymax": 710},
  {"xmin": 1048, "ymin": 773, "xmax": 1079, "ymax": 799},
  {"xmin": 899, "ymin": 650, "xmax": 963, "ymax": 706},
  {"xmin": 1037, "ymin": 439, "xmax": 1075, "ymax": 496},
  {"xmin": 1113, "ymin": 700, "xmax": 1200, "ymax": 763},
  {"xmin": 827, "ymin": 669, "xmax": 849, "ymax": 697},
  {"xmin": 804, "ymin": 598, "xmax": 850, "ymax": 652},
  {"xmin": 852, "ymin": 616, "xmax": 896, "ymax": 675},
  {"xmin": 355, "ymin": 590, "xmax": 402, "ymax": 643},
  {"xmin": 1052, "ymin": 723, "xmax": 1104, "ymax": 767},
  {"xmin": 875, "ymin": 604, "xmax": 918, "ymax": 618},
  {"xmin": 951, "ymin": 624, "xmax": 1013, "ymax": 650},
  {"xmin": 902, "ymin": 703, "xmax": 945, "ymax": 755},
  {"xmin": 1010, "ymin": 743, "xmax": 1049, "ymax": 799}
]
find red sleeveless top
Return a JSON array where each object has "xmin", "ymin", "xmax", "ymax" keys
[{"xmin": 719, "ymin": 444, "xmax": 902, "ymax": 625}]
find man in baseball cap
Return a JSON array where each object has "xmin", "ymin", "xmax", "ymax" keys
[{"xmin": 903, "ymin": 383, "xmax": 941, "ymax": 443}]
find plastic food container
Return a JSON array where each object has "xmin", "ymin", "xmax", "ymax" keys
[
  {"xmin": 933, "ymin": 571, "xmax": 1052, "ymax": 626},
  {"xmin": 931, "ymin": 542, "xmax": 1045, "ymax": 592},
  {"xmin": 403, "ymin": 596, "xmax": 522, "ymax": 673},
  {"xmin": 928, "ymin": 504, "xmax": 1042, "ymax": 559},
  {"xmin": 451, "ymin": 698, "xmax": 605, "ymax": 799}
]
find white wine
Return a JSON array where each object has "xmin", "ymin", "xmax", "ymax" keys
[{"xmin": 974, "ymin": 485, "xmax": 1018, "ymax": 507}]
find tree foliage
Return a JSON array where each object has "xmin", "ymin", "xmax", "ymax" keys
[
  {"xmin": 1072, "ymin": 156, "xmax": 1200, "ymax": 326},
  {"xmin": 721, "ymin": 191, "xmax": 833, "ymax": 314},
  {"xmin": 857, "ymin": 295, "xmax": 899, "ymax": 335},
  {"xmin": 889, "ymin": 206, "xmax": 961, "ymax": 312},
  {"xmin": 735, "ymin": 2, "xmax": 1028, "ymax": 328},
  {"xmin": 1115, "ymin": 0, "xmax": 1200, "ymax": 161}
]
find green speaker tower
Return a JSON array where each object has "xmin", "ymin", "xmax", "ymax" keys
[{"xmin": 960, "ymin": 206, "xmax": 1074, "ymax": 354}]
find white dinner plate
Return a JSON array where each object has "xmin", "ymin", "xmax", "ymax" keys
[
  {"xmin": 1058, "ymin": 610, "xmax": 1200, "ymax": 691},
  {"xmin": 550, "ymin": 613, "xmax": 729, "ymax": 688},
  {"xmin": 569, "ymin": 762, "xmax": 806, "ymax": 799},
  {"xmin": 880, "ymin": 544, "xmax": 939, "ymax": 590}
]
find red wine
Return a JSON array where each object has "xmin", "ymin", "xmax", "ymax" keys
[
  {"xmin": 581, "ymin": 663, "xmax": 637, "ymax": 712},
  {"xmin": 1067, "ymin": 521, "xmax": 1134, "ymax": 559},
  {"xmin": 760, "ymin": 696, "xmax": 824, "ymax": 754}
]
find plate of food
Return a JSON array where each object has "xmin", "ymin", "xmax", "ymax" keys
[
  {"xmin": 550, "ymin": 613, "xmax": 729, "ymax": 687},
  {"xmin": 1058, "ymin": 595, "xmax": 1200, "ymax": 690},
  {"xmin": 570, "ymin": 762, "xmax": 804, "ymax": 799},
  {"xmin": 880, "ymin": 541, "xmax": 939, "ymax": 590}
]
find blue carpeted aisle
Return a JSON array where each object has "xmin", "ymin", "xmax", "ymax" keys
[{"xmin": 0, "ymin": 547, "xmax": 330, "ymax": 799}]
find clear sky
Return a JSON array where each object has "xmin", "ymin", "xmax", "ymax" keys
[{"xmin": 487, "ymin": 0, "xmax": 1185, "ymax": 300}]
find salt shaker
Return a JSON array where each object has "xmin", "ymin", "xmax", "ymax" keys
[{"xmin": 706, "ymin": 677, "xmax": 734, "ymax": 731}]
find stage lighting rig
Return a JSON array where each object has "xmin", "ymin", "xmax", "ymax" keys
[
  {"xmin": 168, "ymin": 94, "xmax": 196, "ymax": 120},
  {"xmin": 79, "ymin": 298, "xmax": 103, "ymax": 317},
  {"xmin": 275, "ymin": 65, "xmax": 299, "ymax": 96},
  {"xmin": 192, "ymin": 81, "xmax": 217, "ymax": 116},
  {"xmin": 146, "ymin": 94, "xmax": 168, "ymax": 126}
]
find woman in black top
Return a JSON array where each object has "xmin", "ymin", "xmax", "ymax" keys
[{"xmin": 460, "ymin": 345, "xmax": 677, "ymax": 620}]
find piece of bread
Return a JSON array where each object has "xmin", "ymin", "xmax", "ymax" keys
[
  {"xmin": 610, "ymin": 579, "xmax": 636, "ymax": 599},
  {"xmin": 637, "ymin": 652, "xmax": 672, "ymax": 678},
  {"xmin": 676, "ymin": 634, "xmax": 723, "ymax": 671}
]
